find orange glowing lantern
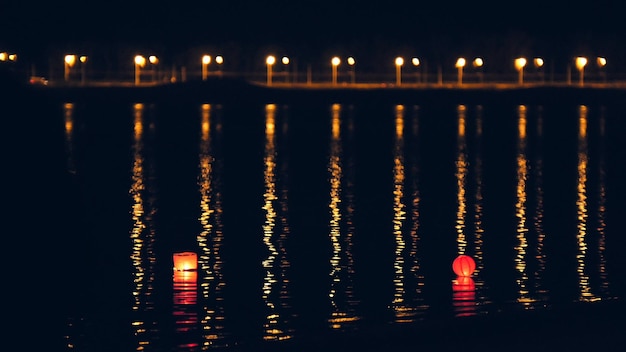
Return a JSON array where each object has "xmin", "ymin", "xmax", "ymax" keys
[
  {"xmin": 173, "ymin": 252, "xmax": 198, "ymax": 271},
  {"xmin": 452, "ymin": 254, "xmax": 476, "ymax": 277}
]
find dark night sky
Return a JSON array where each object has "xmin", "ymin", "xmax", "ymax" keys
[{"xmin": 2, "ymin": 0, "xmax": 625, "ymax": 66}]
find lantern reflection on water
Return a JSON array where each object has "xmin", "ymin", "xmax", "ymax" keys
[
  {"xmin": 452, "ymin": 254, "xmax": 476, "ymax": 277},
  {"xmin": 173, "ymin": 252, "xmax": 198, "ymax": 271},
  {"xmin": 452, "ymin": 276, "xmax": 476, "ymax": 317}
]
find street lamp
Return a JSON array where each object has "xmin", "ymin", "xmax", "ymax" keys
[
  {"xmin": 473, "ymin": 58, "xmax": 483, "ymax": 83},
  {"xmin": 134, "ymin": 55, "xmax": 146, "ymax": 85},
  {"xmin": 597, "ymin": 57, "xmax": 607, "ymax": 83},
  {"xmin": 266, "ymin": 55, "xmax": 276, "ymax": 86},
  {"xmin": 202, "ymin": 55, "xmax": 211, "ymax": 81},
  {"xmin": 515, "ymin": 57, "xmax": 527, "ymax": 85},
  {"xmin": 395, "ymin": 57, "xmax": 404, "ymax": 86},
  {"xmin": 533, "ymin": 57, "xmax": 544, "ymax": 83},
  {"xmin": 575, "ymin": 56, "xmax": 587, "ymax": 86},
  {"xmin": 148, "ymin": 55, "xmax": 159, "ymax": 82},
  {"xmin": 64, "ymin": 54, "xmax": 76, "ymax": 82},
  {"xmin": 79, "ymin": 56, "xmax": 87, "ymax": 85},
  {"xmin": 282, "ymin": 56, "xmax": 290, "ymax": 83},
  {"xmin": 331, "ymin": 56, "xmax": 340, "ymax": 85},
  {"xmin": 347, "ymin": 56, "xmax": 356, "ymax": 84},
  {"xmin": 411, "ymin": 57, "xmax": 420, "ymax": 83},
  {"xmin": 215, "ymin": 55, "xmax": 224, "ymax": 75},
  {"xmin": 455, "ymin": 57, "xmax": 466, "ymax": 85}
]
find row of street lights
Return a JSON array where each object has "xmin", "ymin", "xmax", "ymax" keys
[
  {"xmin": 56, "ymin": 53, "xmax": 610, "ymax": 86},
  {"xmin": 265, "ymin": 55, "xmax": 423, "ymax": 86}
]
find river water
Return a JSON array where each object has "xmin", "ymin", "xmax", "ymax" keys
[{"xmin": 7, "ymin": 89, "xmax": 626, "ymax": 351}]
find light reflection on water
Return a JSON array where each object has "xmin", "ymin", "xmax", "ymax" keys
[
  {"xmin": 197, "ymin": 104, "xmax": 229, "ymax": 349},
  {"xmin": 390, "ymin": 105, "xmax": 428, "ymax": 322},
  {"xmin": 261, "ymin": 104, "xmax": 294, "ymax": 341},
  {"xmin": 58, "ymin": 100, "xmax": 621, "ymax": 351},
  {"xmin": 327, "ymin": 103, "xmax": 360, "ymax": 330},
  {"xmin": 129, "ymin": 103, "xmax": 159, "ymax": 351}
]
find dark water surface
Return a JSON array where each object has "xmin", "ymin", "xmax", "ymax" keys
[{"xmin": 7, "ymin": 87, "xmax": 626, "ymax": 351}]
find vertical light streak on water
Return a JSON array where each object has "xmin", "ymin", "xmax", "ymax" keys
[
  {"xmin": 261, "ymin": 104, "xmax": 293, "ymax": 341},
  {"xmin": 63, "ymin": 102, "xmax": 76, "ymax": 174},
  {"xmin": 390, "ymin": 105, "xmax": 426, "ymax": 323},
  {"xmin": 391, "ymin": 105, "xmax": 407, "ymax": 317},
  {"xmin": 596, "ymin": 109, "xmax": 609, "ymax": 296},
  {"xmin": 576, "ymin": 105, "xmax": 597, "ymax": 302},
  {"xmin": 515, "ymin": 105, "xmax": 531, "ymax": 305},
  {"xmin": 197, "ymin": 104, "xmax": 229, "ymax": 349},
  {"xmin": 473, "ymin": 106, "xmax": 485, "ymax": 275},
  {"xmin": 533, "ymin": 108, "xmax": 548, "ymax": 296},
  {"xmin": 172, "ymin": 270, "xmax": 199, "ymax": 351},
  {"xmin": 408, "ymin": 106, "xmax": 424, "ymax": 296},
  {"xmin": 455, "ymin": 105, "xmax": 468, "ymax": 255},
  {"xmin": 277, "ymin": 106, "xmax": 293, "ymax": 332},
  {"xmin": 129, "ymin": 103, "xmax": 158, "ymax": 351},
  {"xmin": 328, "ymin": 104, "xmax": 359, "ymax": 330}
]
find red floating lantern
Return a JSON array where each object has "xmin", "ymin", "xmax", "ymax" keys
[
  {"xmin": 173, "ymin": 252, "xmax": 198, "ymax": 271},
  {"xmin": 452, "ymin": 254, "xmax": 476, "ymax": 277}
]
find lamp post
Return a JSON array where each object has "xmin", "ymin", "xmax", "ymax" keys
[
  {"xmin": 533, "ymin": 57, "xmax": 544, "ymax": 83},
  {"xmin": 266, "ymin": 55, "xmax": 275, "ymax": 86},
  {"xmin": 515, "ymin": 57, "xmax": 527, "ymax": 85},
  {"xmin": 79, "ymin": 56, "xmax": 87, "ymax": 85},
  {"xmin": 597, "ymin": 57, "xmax": 607, "ymax": 83},
  {"xmin": 215, "ymin": 55, "xmax": 223, "ymax": 76},
  {"xmin": 202, "ymin": 55, "xmax": 211, "ymax": 80},
  {"xmin": 331, "ymin": 56, "xmax": 340, "ymax": 85},
  {"xmin": 134, "ymin": 55, "xmax": 146, "ymax": 85},
  {"xmin": 455, "ymin": 57, "xmax": 466, "ymax": 85},
  {"xmin": 472, "ymin": 57, "xmax": 483, "ymax": 83},
  {"xmin": 282, "ymin": 56, "xmax": 290, "ymax": 83},
  {"xmin": 149, "ymin": 55, "xmax": 159, "ymax": 82},
  {"xmin": 395, "ymin": 57, "xmax": 404, "ymax": 86},
  {"xmin": 347, "ymin": 56, "xmax": 356, "ymax": 84},
  {"xmin": 575, "ymin": 56, "xmax": 587, "ymax": 86},
  {"xmin": 411, "ymin": 57, "xmax": 420, "ymax": 83},
  {"xmin": 64, "ymin": 54, "xmax": 76, "ymax": 82}
]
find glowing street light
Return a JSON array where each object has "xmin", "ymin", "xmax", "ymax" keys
[
  {"xmin": 64, "ymin": 54, "xmax": 77, "ymax": 82},
  {"xmin": 215, "ymin": 55, "xmax": 224, "ymax": 75},
  {"xmin": 266, "ymin": 55, "xmax": 276, "ymax": 86},
  {"xmin": 411, "ymin": 57, "xmax": 420, "ymax": 83},
  {"xmin": 395, "ymin": 57, "xmax": 404, "ymax": 86},
  {"xmin": 148, "ymin": 55, "xmax": 159, "ymax": 82},
  {"xmin": 597, "ymin": 57, "xmax": 607, "ymax": 82},
  {"xmin": 515, "ymin": 57, "xmax": 527, "ymax": 85},
  {"xmin": 347, "ymin": 56, "xmax": 356, "ymax": 84},
  {"xmin": 282, "ymin": 56, "xmax": 290, "ymax": 83},
  {"xmin": 331, "ymin": 56, "xmax": 340, "ymax": 85},
  {"xmin": 202, "ymin": 55, "xmax": 211, "ymax": 80},
  {"xmin": 534, "ymin": 57, "xmax": 544, "ymax": 83},
  {"xmin": 79, "ymin": 56, "xmax": 88, "ymax": 85},
  {"xmin": 134, "ymin": 55, "xmax": 146, "ymax": 85},
  {"xmin": 473, "ymin": 58, "xmax": 483, "ymax": 83},
  {"xmin": 455, "ymin": 57, "xmax": 466, "ymax": 85},
  {"xmin": 575, "ymin": 56, "xmax": 588, "ymax": 86}
]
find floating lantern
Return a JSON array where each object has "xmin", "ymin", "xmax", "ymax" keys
[
  {"xmin": 452, "ymin": 254, "xmax": 476, "ymax": 277},
  {"xmin": 173, "ymin": 252, "xmax": 198, "ymax": 271}
]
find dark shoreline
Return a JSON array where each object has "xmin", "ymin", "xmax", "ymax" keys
[{"xmin": 23, "ymin": 78, "xmax": 626, "ymax": 106}]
